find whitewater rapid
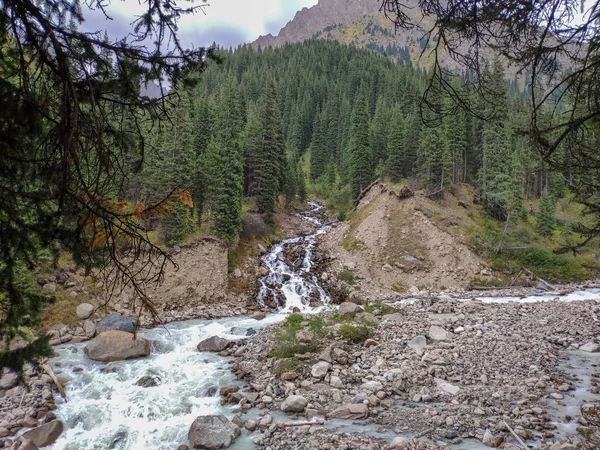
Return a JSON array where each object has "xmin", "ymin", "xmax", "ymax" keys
[{"xmin": 49, "ymin": 202, "xmax": 332, "ymax": 450}]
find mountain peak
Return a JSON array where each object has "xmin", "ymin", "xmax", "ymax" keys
[{"xmin": 252, "ymin": 0, "xmax": 420, "ymax": 64}]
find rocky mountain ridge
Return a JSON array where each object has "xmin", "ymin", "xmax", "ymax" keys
[{"xmin": 252, "ymin": 0, "xmax": 425, "ymax": 65}]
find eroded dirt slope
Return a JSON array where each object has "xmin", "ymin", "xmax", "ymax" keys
[{"xmin": 323, "ymin": 183, "xmax": 493, "ymax": 298}]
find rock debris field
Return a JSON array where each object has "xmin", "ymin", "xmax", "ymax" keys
[{"xmin": 225, "ymin": 296, "xmax": 600, "ymax": 450}]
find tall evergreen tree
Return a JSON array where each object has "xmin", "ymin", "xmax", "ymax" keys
[
  {"xmin": 256, "ymin": 78, "xmax": 286, "ymax": 215},
  {"xmin": 310, "ymin": 111, "xmax": 329, "ymax": 181},
  {"xmin": 387, "ymin": 104, "xmax": 404, "ymax": 183},
  {"xmin": 349, "ymin": 85, "xmax": 373, "ymax": 197},
  {"xmin": 207, "ymin": 75, "xmax": 244, "ymax": 244},
  {"xmin": 537, "ymin": 193, "xmax": 557, "ymax": 236}
]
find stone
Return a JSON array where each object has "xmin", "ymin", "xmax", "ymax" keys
[
  {"xmin": 280, "ymin": 372, "xmax": 298, "ymax": 381},
  {"xmin": 42, "ymin": 283, "xmax": 57, "ymax": 293},
  {"xmin": 435, "ymin": 378, "xmax": 460, "ymax": 395},
  {"xmin": 281, "ymin": 395, "xmax": 308, "ymax": 413},
  {"xmin": 233, "ymin": 268, "xmax": 242, "ymax": 278},
  {"xmin": 330, "ymin": 375, "xmax": 344, "ymax": 388},
  {"xmin": 390, "ymin": 436, "xmax": 409, "ymax": 448},
  {"xmin": 579, "ymin": 342, "xmax": 600, "ymax": 352},
  {"xmin": 252, "ymin": 311, "xmax": 266, "ymax": 320},
  {"xmin": 311, "ymin": 361, "xmax": 331, "ymax": 379},
  {"xmin": 395, "ymin": 255, "xmax": 421, "ymax": 272},
  {"xmin": 229, "ymin": 327, "xmax": 256, "ymax": 337},
  {"xmin": 244, "ymin": 420, "xmax": 257, "ymax": 432},
  {"xmin": 10, "ymin": 439, "xmax": 39, "ymax": 450},
  {"xmin": 83, "ymin": 320, "xmax": 96, "ymax": 338},
  {"xmin": 197, "ymin": 336, "xmax": 233, "ymax": 352},
  {"xmin": 407, "ymin": 335, "xmax": 427, "ymax": 355},
  {"xmin": 0, "ymin": 371, "xmax": 18, "ymax": 390},
  {"xmin": 75, "ymin": 303, "xmax": 94, "ymax": 319},
  {"xmin": 219, "ymin": 386, "xmax": 239, "ymax": 396},
  {"xmin": 178, "ymin": 446, "xmax": 189, "ymax": 450},
  {"xmin": 481, "ymin": 429, "xmax": 497, "ymax": 447},
  {"xmin": 382, "ymin": 264, "xmax": 394, "ymax": 272},
  {"xmin": 338, "ymin": 302, "xmax": 363, "ymax": 316},
  {"xmin": 257, "ymin": 244, "xmax": 267, "ymax": 254},
  {"xmin": 259, "ymin": 414, "xmax": 272, "ymax": 428},
  {"xmin": 327, "ymin": 403, "xmax": 369, "ymax": 420},
  {"xmin": 135, "ymin": 376, "xmax": 160, "ymax": 388},
  {"xmin": 96, "ymin": 314, "xmax": 135, "ymax": 334},
  {"xmin": 429, "ymin": 325, "xmax": 452, "ymax": 341},
  {"xmin": 84, "ymin": 331, "xmax": 150, "ymax": 362},
  {"xmin": 188, "ymin": 415, "xmax": 240, "ymax": 449},
  {"xmin": 360, "ymin": 381, "xmax": 383, "ymax": 392},
  {"xmin": 23, "ymin": 421, "xmax": 64, "ymax": 447},
  {"xmin": 363, "ymin": 339, "xmax": 379, "ymax": 348}
]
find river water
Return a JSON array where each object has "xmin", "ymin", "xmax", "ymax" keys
[
  {"xmin": 49, "ymin": 202, "xmax": 332, "ymax": 450},
  {"xmin": 48, "ymin": 203, "xmax": 600, "ymax": 449}
]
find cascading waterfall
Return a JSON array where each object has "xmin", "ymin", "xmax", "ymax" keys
[
  {"xmin": 257, "ymin": 201, "xmax": 332, "ymax": 313},
  {"xmin": 48, "ymin": 202, "xmax": 333, "ymax": 450}
]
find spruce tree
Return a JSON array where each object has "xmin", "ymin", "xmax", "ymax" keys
[
  {"xmin": 349, "ymin": 85, "xmax": 373, "ymax": 197},
  {"xmin": 310, "ymin": 111, "xmax": 329, "ymax": 181},
  {"xmin": 387, "ymin": 104, "xmax": 404, "ymax": 183},
  {"xmin": 208, "ymin": 75, "xmax": 244, "ymax": 244},
  {"xmin": 256, "ymin": 78, "xmax": 286, "ymax": 216},
  {"xmin": 537, "ymin": 193, "xmax": 557, "ymax": 237}
]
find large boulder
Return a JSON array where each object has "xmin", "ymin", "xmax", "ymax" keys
[
  {"xmin": 338, "ymin": 302, "xmax": 363, "ymax": 316},
  {"xmin": 84, "ymin": 331, "xmax": 150, "ymax": 362},
  {"xmin": 0, "ymin": 370, "xmax": 18, "ymax": 389},
  {"xmin": 76, "ymin": 303, "xmax": 94, "ymax": 319},
  {"xmin": 23, "ymin": 420, "xmax": 64, "ymax": 447},
  {"xmin": 281, "ymin": 395, "xmax": 308, "ymax": 413},
  {"xmin": 580, "ymin": 342, "xmax": 600, "ymax": 352},
  {"xmin": 311, "ymin": 361, "xmax": 331, "ymax": 379},
  {"xmin": 327, "ymin": 404, "xmax": 369, "ymax": 420},
  {"xmin": 188, "ymin": 415, "xmax": 240, "ymax": 449},
  {"xmin": 407, "ymin": 335, "xmax": 427, "ymax": 356},
  {"xmin": 429, "ymin": 325, "xmax": 452, "ymax": 342},
  {"xmin": 197, "ymin": 336, "xmax": 233, "ymax": 352},
  {"xmin": 435, "ymin": 378, "xmax": 460, "ymax": 395},
  {"xmin": 96, "ymin": 314, "xmax": 135, "ymax": 334}
]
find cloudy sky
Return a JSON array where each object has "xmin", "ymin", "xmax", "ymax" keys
[{"xmin": 86, "ymin": 0, "xmax": 319, "ymax": 48}]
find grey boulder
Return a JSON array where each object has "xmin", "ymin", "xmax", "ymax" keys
[
  {"xmin": 23, "ymin": 420, "xmax": 64, "ymax": 447},
  {"xmin": 188, "ymin": 415, "xmax": 240, "ymax": 449},
  {"xmin": 84, "ymin": 331, "xmax": 150, "ymax": 362},
  {"xmin": 197, "ymin": 336, "xmax": 233, "ymax": 352},
  {"xmin": 327, "ymin": 403, "xmax": 369, "ymax": 420},
  {"xmin": 96, "ymin": 314, "xmax": 135, "ymax": 334},
  {"xmin": 281, "ymin": 395, "xmax": 308, "ymax": 413}
]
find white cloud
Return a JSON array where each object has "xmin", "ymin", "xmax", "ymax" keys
[{"xmin": 91, "ymin": 0, "xmax": 318, "ymax": 46}]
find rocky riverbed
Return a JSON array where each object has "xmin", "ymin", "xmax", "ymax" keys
[{"xmin": 228, "ymin": 294, "xmax": 600, "ymax": 449}]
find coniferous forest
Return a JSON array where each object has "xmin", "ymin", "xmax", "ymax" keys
[{"xmin": 133, "ymin": 41, "xmax": 562, "ymax": 245}]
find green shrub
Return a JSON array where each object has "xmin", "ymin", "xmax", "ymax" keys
[
  {"xmin": 337, "ymin": 323, "xmax": 372, "ymax": 343},
  {"xmin": 308, "ymin": 316, "xmax": 329, "ymax": 339},
  {"xmin": 274, "ymin": 358, "xmax": 300, "ymax": 377},
  {"xmin": 337, "ymin": 268, "xmax": 357, "ymax": 285},
  {"xmin": 271, "ymin": 313, "xmax": 309, "ymax": 358},
  {"xmin": 512, "ymin": 246, "xmax": 588, "ymax": 282}
]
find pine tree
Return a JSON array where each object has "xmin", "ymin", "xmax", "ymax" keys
[
  {"xmin": 537, "ymin": 193, "xmax": 557, "ymax": 236},
  {"xmin": 349, "ymin": 85, "xmax": 373, "ymax": 197},
  {"xmin": 387, "ymin": 104, "xmax": 404, "ymax": 183},
  {"xmin": 310, "ymin": 111, "xmax": 329, "ymax": 181},
  {"xmin": 371, "ymin": 97, "xmax": 389, "ymax": 167},
  {"xmin": 256, "ymin": 78, "xmax": 286, "ymax": 216},
  {"xmin": 207, "ymin": 75, "xmax": 244, "ymax": 244}
]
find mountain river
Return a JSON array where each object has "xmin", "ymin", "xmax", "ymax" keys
[{"xmin": 46, "ymin": 203, "xmax": 600, "ymax": 449}]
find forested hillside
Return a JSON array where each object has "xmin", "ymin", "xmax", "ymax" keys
[{"xmin": 134, "ymin": 40, "xmax": 585, "ymax": 273}]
